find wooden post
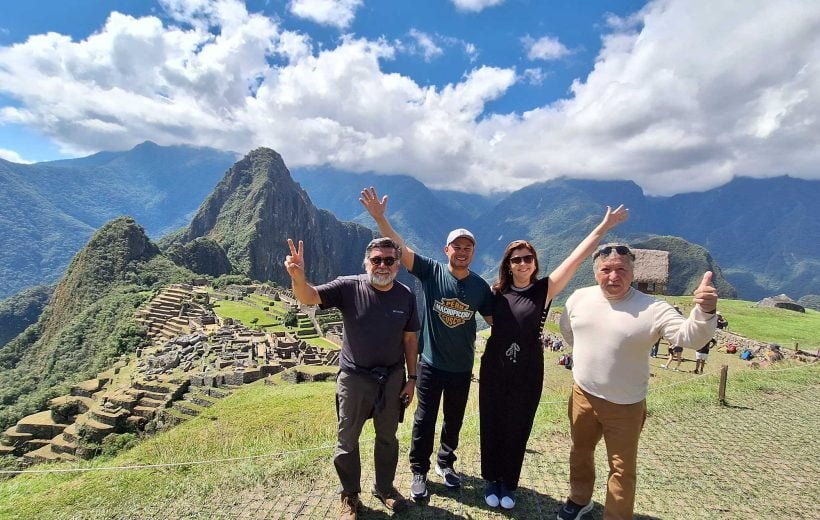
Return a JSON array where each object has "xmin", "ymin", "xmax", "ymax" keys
[{"xmin": 718, "ymin": 364, "xmax": 728, "ymax": 405}]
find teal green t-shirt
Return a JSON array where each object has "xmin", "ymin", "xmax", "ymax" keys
[{"xmin": 410, "ymin": 254, "xmax": 493, "ymax": 372}]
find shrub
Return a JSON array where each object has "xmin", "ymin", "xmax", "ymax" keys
[{"xmin": 100, "ymin": 433, "xmax": 140, "ymax": 457}]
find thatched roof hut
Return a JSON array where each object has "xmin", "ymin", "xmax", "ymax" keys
[{"xmin": 632, "ymin": 249, "xmax": 669, "ymax": 295}]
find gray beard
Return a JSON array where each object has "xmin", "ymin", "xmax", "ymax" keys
[{"xmin": 369, "ymin": 271, "xmax": 396, "ymax": 287}]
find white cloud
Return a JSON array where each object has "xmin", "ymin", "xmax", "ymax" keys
[
  {"xmin": 0, "ymin": 148, "xmax": 32, "ymax": 163},
  {"xmin": 1, "ymin": 0, "xmax": 819, "ymax": 195},
  {"xmin": 450, "ymin": 0, "xmax": 505, "ymax": 13},
  {"xmin": 463, "ymin": 42, "xmax": 479, "ymax": 62},
  {"xmin": 523, "ymin": 35, "xmax": 571, "ymax": 61},
  {"xmin": 289, "ymin": 0, "xmax": 363, "ymax": 29},
  {"xmin": 408, "ymin": 29, "xmax": 443, "ymax": 62},
  {"xmin": 522, "ymin": 68, "xmax": 545, "ymax": 85}
]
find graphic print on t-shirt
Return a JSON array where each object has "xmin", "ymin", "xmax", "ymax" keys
[{"xmin": 433, "ymin": 297, "xmax": 474, "ymax": 328}]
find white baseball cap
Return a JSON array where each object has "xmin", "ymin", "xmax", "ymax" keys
[{"xmin": 446, "ymin": 228, "xmax": 476, "ymax": 245}]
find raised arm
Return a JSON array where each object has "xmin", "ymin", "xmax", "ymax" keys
[
  {"xmin": 359, "ymin": 186, "xmax": 415, "ymax": 270},
  {"xmin": 546, "ymin": 204, "xmax": 629, "ymax": 302},
  {"xmin": 284, "ymin": 238, "xmax": 322, "ymax": 305}
]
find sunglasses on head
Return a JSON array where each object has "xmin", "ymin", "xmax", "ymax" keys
[
  {"xmin": 593, "ymin": 245, "xmax": 635, "ymax": 260},
  {"xmin": 369, "ymin": 256, "xmax": 397, "ymax": 266},
  {"xmin": 510, "ymin": 254, "xmax": 535, "ymax": 265}
]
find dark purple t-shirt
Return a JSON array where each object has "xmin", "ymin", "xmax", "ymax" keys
[{"xmin": 316, "ymin": 274, "xmax": 420, "ymax": 370}]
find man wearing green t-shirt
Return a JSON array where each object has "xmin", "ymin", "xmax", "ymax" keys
[{"xmin": 360, "ymin": 187, "xmax": 493, "ymax": 500}]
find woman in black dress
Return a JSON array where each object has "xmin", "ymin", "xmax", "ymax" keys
[{"xmin": 479, "ymin": 205, "xmax": 628, "ymax": 509}]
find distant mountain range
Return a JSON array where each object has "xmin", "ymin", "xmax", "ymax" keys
[
  {"xmin": 0, "ymin": 142, "xmax": 238, "ymax": 298},
  {"xmin": 1, "ymin": 142, "xmax": 818, "ymax": 303},
  {"xmin": 293, "ymin": 169, "xmax": 819, "ymax": 300}
]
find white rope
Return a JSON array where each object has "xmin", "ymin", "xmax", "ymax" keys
[{"xmin": 0, "ymin": 443, "xmax": 336, "ymax": 475}]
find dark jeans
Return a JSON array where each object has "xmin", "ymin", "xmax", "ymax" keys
[{"xmin": 409, "ymin": 362, "xmax": 472, "ymax": 475}]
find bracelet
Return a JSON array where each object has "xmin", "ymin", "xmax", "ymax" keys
[{"xmin": 407, "ymin": 375, "xmax": 417, "ymax": 380}]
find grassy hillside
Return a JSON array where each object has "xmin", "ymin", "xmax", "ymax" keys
[
  {"xmin": 662, "ymin": 297, "xmax": 820, "ymax": 349},
  {"xmin": 2, "ymin": 355, "xmax": 816, "ymax": 519},
  {"xmin": 1, "ymin": 287, "xmax": 817, "ymax": 518}
]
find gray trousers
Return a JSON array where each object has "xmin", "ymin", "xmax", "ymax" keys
[{"xmin": 335, "ymin": 369, "xmax": 404, "ymax": 494}]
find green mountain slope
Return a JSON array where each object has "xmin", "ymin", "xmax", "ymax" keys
[
  {"xmin": 0, "ymin": 217, "xmax": 196, "ymax": 429},
  {"xmin": 0, "ymin": 285, "xmax": 53, "ymax": 349},
  {"xmin": 632, "ymin": 236, "xmax": 736, "ymax": 298}
]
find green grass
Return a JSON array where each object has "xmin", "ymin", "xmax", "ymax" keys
[
  {"xmin": 3, "ymin": 361, "xmax": 815, "ymax": 519},
  {"xmin": 663, "ymin": 297, "xmax": 820, "ymax": 349},
  {"xmin": 244, "ymin": 294, "xmax": 289, "ymax": 315},
  {"xmin": 303, "ymin": 337, "xmax": 340, "ymax": 350},
  {"xmin": 3, "ymin": 294, "xmax": 816, "ymax": 519},
  {"xmin": 0, "ymin": 381, "xmax": 338, "ymax": 520},
  {"xmin": 211, "ymin": 300, "xmax": 278, "ymax": 328}
]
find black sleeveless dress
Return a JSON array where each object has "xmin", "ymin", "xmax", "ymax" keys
[{"xmin": 479, "ymin": 277, "xmax": 550, "ymax": 490}]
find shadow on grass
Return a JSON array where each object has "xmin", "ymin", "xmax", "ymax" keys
[{"xmin": 720, "ymin": 402, "xmax": 754, "ymax": 410}]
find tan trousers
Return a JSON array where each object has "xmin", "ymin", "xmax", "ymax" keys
[{"xmin": 567, "ymin": 384, "xmax": 646, "ymax": 520}]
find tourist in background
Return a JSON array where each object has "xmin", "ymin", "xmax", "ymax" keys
[
  {"xmin": 479, "ymin": 205, "xmax": 628, "ymax": 510},
  {"xmin": 360, "ymin": 187, "xmax": 493, "ymax": 501},
  {"xmin": 694, "ymin": 338, "xmax": 717, "ymax": 374},
  {"xmin": 557, "ymin": 245, "xmax": 718, "ymax": 520},
  {"xmin": 649, "ymin": 339, "xmax": 660, "ymax": 358},
  {"xmin": 285, "ymin": 237, "xmax": 419, "ymax": 520}
]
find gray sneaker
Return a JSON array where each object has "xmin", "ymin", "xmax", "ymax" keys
[
  {"xmin": 435, "ymin": 464, "xmax": 461, "ymax": 488},
  {"xmin": 557, "ymin": 499, "xmax": 594, "ymax": 520},
  {"xmin": 410, "ymin": 473, "xmax": 428, "ymax": 500}
]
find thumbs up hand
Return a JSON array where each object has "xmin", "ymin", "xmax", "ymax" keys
[{"xmin": 693, "ymin": 271, "xmax": 718, "ymax": 314}]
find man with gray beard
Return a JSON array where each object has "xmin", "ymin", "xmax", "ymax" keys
[{"xmin": 285, "ymin": 237, "xmax": 420, "ymax": 520}]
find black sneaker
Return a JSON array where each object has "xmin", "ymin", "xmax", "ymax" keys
[
  {"xmin": 435, "ymin": 463, "xmax": 461, "ymax": 488},
  {"xmin": 557, "ymin": 499, "xmax": 593, "ymax": 520},
  {"xmin": 410, "ymin": 473, "xmax": 428, "ymax": 500}
]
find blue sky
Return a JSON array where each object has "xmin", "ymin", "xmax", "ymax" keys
[{"xmin": 1, "ymin": 0, "xmax": 818, "ymax": 195}]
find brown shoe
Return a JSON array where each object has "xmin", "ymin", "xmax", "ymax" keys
[
  {"xmin": 339, "ymin": 492, "xmax": 359, "ymax": 520},
  {"xmin": 372, "ymin": 487, "xmax": 410, "ymax": 512}
]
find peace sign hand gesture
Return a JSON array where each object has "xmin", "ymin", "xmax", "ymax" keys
[{"xmin": 285, "ymin": 239, "xmax": 305, "ymax": 280}]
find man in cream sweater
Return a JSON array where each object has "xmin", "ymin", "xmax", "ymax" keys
[{"xmin": 557, "ymin": 244, "xmax": 718, "ymax": 520}]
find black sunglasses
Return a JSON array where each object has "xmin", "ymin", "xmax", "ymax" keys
[
  {"xmin": 510, "ymin": 254, "xmax": 535, "ymax": 265},
  {"xmin": 593, "ymin": 245, "xmax": 635, "ymax": 260},
  {"xmin": 369, "ymin": 256, "xmax": 397, "ymax": 266}
]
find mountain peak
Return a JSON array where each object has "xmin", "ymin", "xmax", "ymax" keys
[
  {"xmin": 172, "ymin": 148, "xmax": 374, "ymax": 284},
  {"xmin": 46, "ymin": 217, "xmax": 159, "ymax": 336}
]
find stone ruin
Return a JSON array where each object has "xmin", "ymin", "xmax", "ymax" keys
[{"xmin": 1, "ymin": 283, "xmax": 340, "ymax": 466}]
